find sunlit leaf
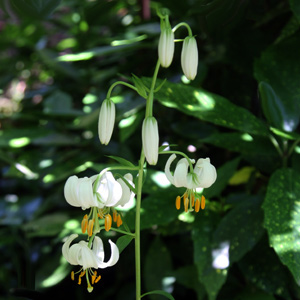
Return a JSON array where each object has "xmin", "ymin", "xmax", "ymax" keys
[{"xmin": 263, "ymin": 168, "xmax": 300, "ymax": 285}]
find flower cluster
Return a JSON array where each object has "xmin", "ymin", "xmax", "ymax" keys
[{"xmin": 62, "ymin": 171, "xmax": 135, "ymax": 292}]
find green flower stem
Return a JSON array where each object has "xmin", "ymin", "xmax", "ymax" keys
[
  {"xmin": 145, "ymin": 60, "xmax": 161, "ymax": 117},
  {"xmin": 172, "ymin": 22, "xmax": 192, "ymax": 36},
  {"xmin": 99, "ymin": 226, "xmax": 135, "ymax": 237},
  {"xmin": 106, "ymin": 81, "xmax": 137, "ymax": 99},
  {"xmin": 269, "ymin": 134, "xmax": 283, "ymax": 157},
  {"xmin": 135, "ymin": 151, "xmax": 146, "ymax": 300}
]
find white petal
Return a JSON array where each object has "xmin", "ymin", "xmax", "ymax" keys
[
  {"xmin": 78, "ymin": 177, "xmax": 97, "ymax": 209},
  {"xmin": 158, "ymin": 28, "xmax": 174, "ymax": 68},
  {"xmin": 164, "ymin": 154, "xmax": 176, "ymax": 185},
  {"xmin": 62, "ymin": 234, "xmax": 78, "ymax": 264},
  {"xmin": 97, "ymin": 172, "xmax": 122, "ymax": 207},
  {"xmin": 173, "ymin": 158, "xmax": 189, "ymax": 187},
  {"xmin": 96, "ymin": 239, "xmax": 119, "ymax": 269},
  {"xmin": 115, "ymin": 173, "xmax": 134, "ymax": 207},
  {"xmin": 64, "ymin": 176, "xmax": 81, "ymax": 207},
  {"xmin": 195, "ymin": 158, "xmax": 217, "ymax": 188},
  {"xmin": 78, "ymin": 242, "xmax": 99, "ymax": 270}
]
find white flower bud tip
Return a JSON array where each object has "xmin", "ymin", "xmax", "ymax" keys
[
  {"xmin": 158, "ymin": 28, "xmax": 175, "ymax": 68},
  {"xmin": 98, "ymin": 99, "xmax": 115, "ymax": 145}
]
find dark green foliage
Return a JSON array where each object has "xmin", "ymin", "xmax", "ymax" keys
[{"xmin": 1, "ymin": 0, "xmax": 300, "ymax": 299}]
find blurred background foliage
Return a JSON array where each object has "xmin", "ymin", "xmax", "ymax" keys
[{"xmin": 1, "ymin": 0, "xmax": 300, "ymax": 299}]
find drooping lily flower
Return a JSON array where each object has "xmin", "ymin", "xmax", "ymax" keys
[
  {"xmin": 165, "ymin": 154, "xmax": 216, "ymax": 212},
  {"xmin": 98, "ymin": 99, "xmax": 115, "ymax": 145},
  {"xmin": 64, "ymin": 171, "xmax": 135, "ymax": 233},
  {"xmin": 142, "ymin": 116, "xmax": 159, "ymax": 165},
  {"xmin": 181, "ymin": 36, "xmax": 198, "ymax": 80},
  {"xmin": 62, "ymin": 234, "xmax": 119, "ymax": 292}
]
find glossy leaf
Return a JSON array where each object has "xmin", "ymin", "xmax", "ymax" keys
[
  {"xmin": 263, "ymin": 168, "xmax": 300, "ymax": 285},
  {"xmin": 143, "ymin": 78, "xmax": 269, "ymax": 136},
  {"xmin": 259, "ymin": 81, "xmax": 287, "ymax": 130},
  {"xmin": 116, "ymin": 235, "xmax": 134, "ymax": 254},
  {"xmin": 255, "ymin": 37, "xmax": 300, "ymax": 132}
]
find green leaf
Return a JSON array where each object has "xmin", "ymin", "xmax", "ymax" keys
[
  {"xmin": 116, "ymin": 235, "xmax": 134, "ymax": 254},
  {"xmin": 213, "ymin": 195, "xmax": 264, "ymax": 264},
  {"xmin": 254, "ymin": 36, "xmax": 300, "ymax": 132},
  {"xmin": 192, "ymin": 210, "xmax": 226, "ymax": 300},
  {"xmin": 204, "ymin": 157, "xmax": 240, "ymax": 198},
  {"xmin": 239, "ymin": 238, "xmax": 291, "ymax": 299},
  {"xmin": 270, "ymin": 127, "xmax": 300, "ymax": 140},
  {"xmin": 143, "ymin": 78, "xmax": 268, "ymax": 136},
  {"xmin": 10, "ymin": 0, "xmax": 61, "ymax": 19},
  {"xmin": 263, "ymin": 168, "xmax": 300, "ymax": 285},
  {"xmin": 259, "ymin": 81, "xmax": 288, "ymax": 131},
  {"xmin": 141, "ymin": 290, "xmax": 175, "ymax": 300},
  {"xmin": 107, "ymin": 155, "xmax": 136, "ymax": 168},
  {"xmin": 132, "ymin": 74, "xmax": 148, "ymax": 98},
  {"xmin": 125, "ymin": 188, "xmax": 179, "ymax": 230},
  {"xmin": 144, "ymin": 237, "xmax": 173, "ymax": 300}
]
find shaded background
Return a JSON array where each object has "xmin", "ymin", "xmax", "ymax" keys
[{"xmin": 1, "ymin": 0, "xmax": 300, "ymax": 299}]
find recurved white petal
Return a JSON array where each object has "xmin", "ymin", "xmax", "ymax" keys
[
  {"xmin": 77, "ymin": 177, "xmax": 98, "ymax": 209},
  {"xmin": 64, "ymin": 176, "xmax": 81, "ymax": 207},
  {"xmin": 93, "ymin": 237, "xmax": 119, "ymax": 269},
  {"xmin": 173, "ymin": 158, "xmax": 189, "ymax": 187},
  {"xmin": 116, "ymin": 173, "xmax": 134, "ymax": 207},
  {"xmin": 164, "ymin": 154, "xmax": 176, "ymax": 186},
  {"xmin": 62, "ymin": 234, "xmax": 79, "ymax": 264}
]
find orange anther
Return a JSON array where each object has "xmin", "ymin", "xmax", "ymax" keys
[
  {"xmin": 81, "ymin": 215, "xmax": 88, "ymax": 234},
  {"xmin": 92, "ymin": 275, "xmax": 96, "ymax": 284},
  {"xmin": 79, "ymin": 270, "xmax": 86, "ymax": 278},
  {"xmin": 175, "ymin": 196, "xmax": 181, "ymax": 210},
  {"xmin": 105, "ymin": 214, "xmax": 112, "ymax": 232},
  {"xmin": 78, "ymin": 277, "xmax": 82, "ymax": 285},
  {"xmin": 201, "ymin": 195, "xmax": 205, "ymax": 210},
  {"xmin": 191, "ymin": 194, "xmax": 195, "ymax": 207},
  {"xmin": 88, "ymin": 219, "xmax": 94, "ymax": 237},
  {"xmin": 95, "ymin": 275, "xmax": 101, "ymax": 283},
  {"xmin": 71, "ymin": 271, "xmax": 75, "ymax": 281},
  {"xmin": 183, "ymin": 192, "xmax": 188, "ymax": 200},
  {"xmin": 195, "ymin": 198, "xmax": 200, "ymax": 212},
  {"xmin": 113, "ymin": 211, "xmax": 117, "ymax": 222},
  {"xmin": 117, "ymin": 214, "xmax": 122, "ymax": 227},
  {"xmin": 184, "ymin": 197, "xmax": 189, "ymax": 212}
]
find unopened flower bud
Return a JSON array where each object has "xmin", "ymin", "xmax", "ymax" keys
[
  {"xmin": 158, "ymin": 27, "xmax": 174, "ymax": 68},
  {"xmin": 98, "ymin": 99, "xmax": 115, "ymax": 145},
  {"xmin": 142, "ymin": 116, "xmax": 159, "ymax": 165},
  {"xmin": 181, "ymin": 36, "xmax": 198, "ymax": 80}
]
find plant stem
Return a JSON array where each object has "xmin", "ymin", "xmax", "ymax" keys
[
  {"xmin": 106, "ymin": 81, "xmax": 137, "ymax": 99},
  {"xmin": 135, "ymin": 151, "xmax": 145, "ymax": 300}
]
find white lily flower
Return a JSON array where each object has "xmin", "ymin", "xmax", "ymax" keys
[
  {"xmin": 142, "ymin": 116, "xmax": 159, "ymax": 165},
  {"xmin": 158, "ymin": 27, "xmax": 174, "ymax": 68},
  {"xmin": 98, "ymin": 99, "xmax": 115, "ymax": 145},
  {"xmin": 62, "ymin": 234, "xmax": 119, "ymax": 292},
  {"xmin": 181, "ymin": 36, "xmax": 198, "ymax": 80},
  {"xmin": 165, "ymin": 154, "xmax": 216, "ymax": 212}
]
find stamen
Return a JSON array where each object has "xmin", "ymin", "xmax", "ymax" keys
[
  {"xmin": 117, "ymin": 214, "xmax": 122, "ymax": 227},
  {"xmin": 88, "ymin": 219, "xmax": 94, "ymax": 237},
  {"xmin": 78, "ymin": 277, "xmax": 82, "ymax": 285},
  {"xmin": 113, "ymin": 211, "xmax": 117, "ymax": 222},
  {"xmin": 195, "ymin": 198, "xmax": 200, "ymax": 212},
  {"xmin": 105, "ymin": 214, "xmax": 112, "ymax": 231},
  {"xmin": 92, "ymin": 274, "xmax": 96, "ymax": 284},
  {"xmin": 79, "ymin": 270, "xmax": 86, "ymax": 278},
  {"xmin": 71, "ymin": 271, "xmax": 75, "ymax": 281},
  {"xmin": 175, "ymin": 196, "xmax": 181, "ymax": 210},
  {"xmin": 184, "ymin": 197, "xmax": 189, "ymax": 212},
  {"xmin": 95, "ymin": 275, "xmax": 101, "ymax": 283},
  {"xmin": 201, "ymin": 195, "xmax": 205, "ymax": 210},
  {"xmin": 81, "ymin": 214, "xmax": 88, "ymax": 234},
  {"xmin": 87, "ymin": 284, "xmax": 93, "ymax": 293},
  {"xmin": 191, "ymin": 194, "xmax": 195, "ymax": 207}
]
